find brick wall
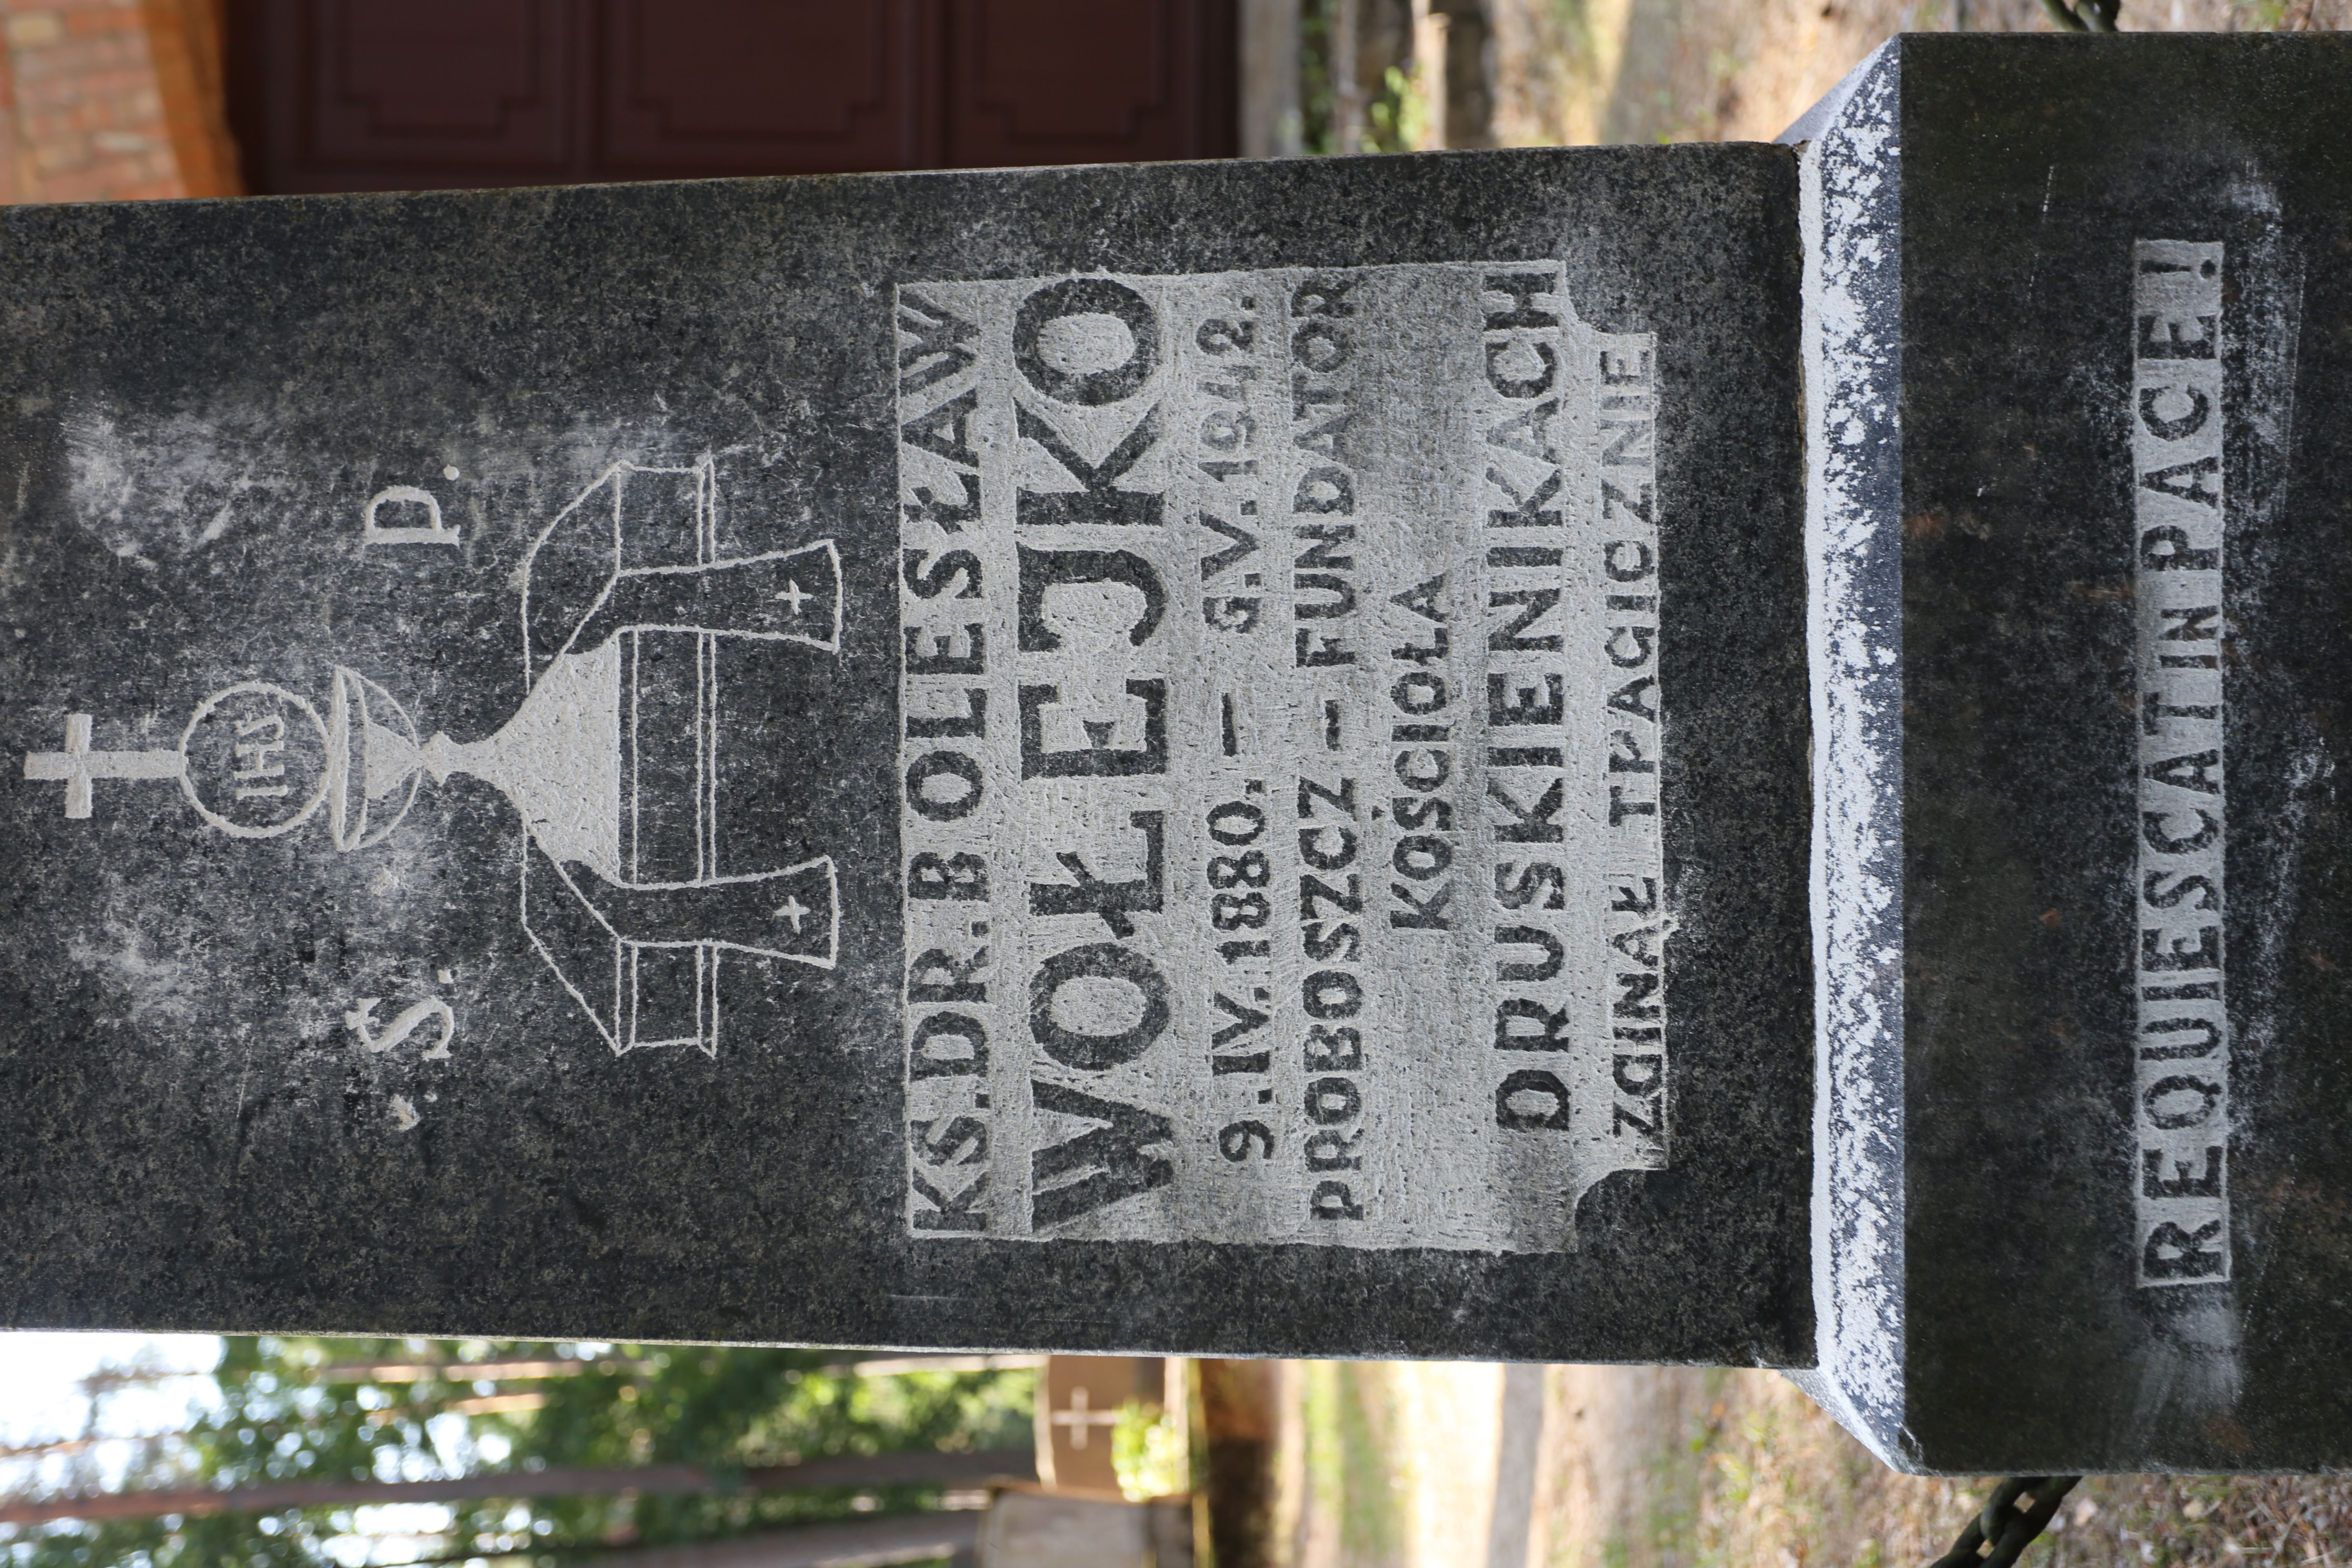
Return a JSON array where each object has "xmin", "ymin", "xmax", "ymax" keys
[{"xmin": 0, "ymin": 0, "xmax": 238, "ymax": 203}]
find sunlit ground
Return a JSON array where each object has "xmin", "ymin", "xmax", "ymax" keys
[{"xmin": 1274, "ymin": 1362, "xmax": 2352, "ymax": 1567}]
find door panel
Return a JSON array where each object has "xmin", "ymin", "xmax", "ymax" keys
[
  {"xmin": 234, "ymin": 0, "xmax": 584, "ymax": 189},
  {"xmin": 955, "ymin": 0, "xmax": 1176, "ymax": 151},
  {"xmin": 228, "ymin": 0, "xmax": 1232, "ymax": 194},
  {"xmin": 313, "ymin": 0, "xmax": 563, "ymax": 153},
  {"xmin": 598, "ymin": 0, "xmax": 924, "ymax": 176}
]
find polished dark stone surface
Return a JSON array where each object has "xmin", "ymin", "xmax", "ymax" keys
[
  {"xmin": 0, "ymin": 148, "xmax": 1813, "ymax": 1364},
  {"xmin": 1800, "ymin": 33, "xmax": 2352, "ymax": 1472}
]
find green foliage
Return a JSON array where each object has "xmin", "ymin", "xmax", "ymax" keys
[
  {"xmin": 1364, "ymin": 66, "xmax": 1430, "ymax": 155},
  {"xmin": 4, "ymin": 1339, "xmax": 1031, "ymax": 1568},
  {"xmin": 1296, "ymin": 2, "xmax": 1426, "ymax": 157},
  {"xmin": 1108, "ymin": 1399, "xmax": 1184, "ymax": 1502}
]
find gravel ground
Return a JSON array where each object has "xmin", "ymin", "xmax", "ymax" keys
[{"xmin": 1533, "ymin": 1367, "xmax": 2352, "ymax": 1568}]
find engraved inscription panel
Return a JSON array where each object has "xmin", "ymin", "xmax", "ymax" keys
[
  {"xmin": 896, "ymin": 265, "xmax": 1666, "ymax": 1250},
  {"xmin": 2131, "ymin": 239, "xmax": 2230, "ymax": 1287}
]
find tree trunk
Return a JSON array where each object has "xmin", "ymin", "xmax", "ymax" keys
[{"xmin": 1197, "ymin": 1359, "xmax": 1279, "ymax": 1568}]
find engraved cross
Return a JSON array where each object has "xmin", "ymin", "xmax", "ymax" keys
[{"xmin": 22, "ymin": 715, "xmax": 184, "ymax": 818}]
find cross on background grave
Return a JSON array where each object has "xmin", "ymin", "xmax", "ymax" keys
[
  {"xmin": 1047, "ymin": 1385, "xmax": 1120, "ymax": 1451},
  {"xmin": 22, "ymin": 715, "xmax": 183, "ymax": 819}
]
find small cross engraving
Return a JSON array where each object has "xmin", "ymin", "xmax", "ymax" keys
[
  {"xmin": 774, "ymin": 578, "xmax": 813, "ymax": 616},
  {"xmin": 22, "ymin": 715, "xmax": 184, "ymax": 819}
]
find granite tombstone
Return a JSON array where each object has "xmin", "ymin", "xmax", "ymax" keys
[
  {"xmin": 0, "ymin": 148, "xmax": 1812, "ymax": 1365},
  {"xmin": 1789, "ymin": 34, "xmax": 2352, "ymax": 1473},
  {"xmin": 9, "ymin": 25, "xmax": 2352, "ymax": 1483}
]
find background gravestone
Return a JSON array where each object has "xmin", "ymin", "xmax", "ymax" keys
[
  {"xmin": 1791, "ymin": 33, "xmax": 2352, "ymax": 1473},
  {"xmin": 0, "ymin": 147, "xmax": 1812, "ymax": 1365}
]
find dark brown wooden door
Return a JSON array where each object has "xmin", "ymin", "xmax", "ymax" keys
[{"xmin": 227, "ymin": 0, "xmax": 1235, "ymax": 195}]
